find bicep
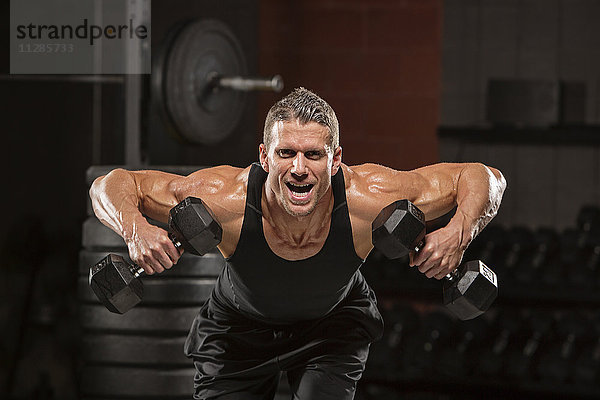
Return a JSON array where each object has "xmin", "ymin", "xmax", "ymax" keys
[
  {"xmin": 352, "ymin": 163, "xmax": 463, "ymax": 221},
  {"xmin": 130, "ymin": 166, "xmax": 230, "ymax": 222},
  {"xmin": 408, "ymin": 163, "xmax": 462, "ymax": 218},
  {"xmin": 131, "ymin": 170, "xmax": 186, "ymax": 222}
]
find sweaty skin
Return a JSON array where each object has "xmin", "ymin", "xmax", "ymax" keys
[{"xmin": 90, "ymin": 120, "xmax": 506, "ymax": 279}]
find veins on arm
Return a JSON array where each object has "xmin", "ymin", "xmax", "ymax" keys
[{"xmin": 354, "ymin": 163, "xmax": 458, "ymax": 221}]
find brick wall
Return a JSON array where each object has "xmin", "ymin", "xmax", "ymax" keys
[{"xmin": 257, "ymin": 0, "xmax": 443, "ymax": 171}]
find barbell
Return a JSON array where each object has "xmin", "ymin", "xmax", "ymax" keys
[{"xmin": 152, "ymin": 19, "xmax": 283, "ymax": 145}]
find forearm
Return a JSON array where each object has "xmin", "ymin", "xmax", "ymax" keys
[
  {"xmin": 89, "ymin": 168, "xmax": 146, "ymax": 241},
  {"xmin": 448, "ymin": 163, "xmax": 506, "ymax": 249}
]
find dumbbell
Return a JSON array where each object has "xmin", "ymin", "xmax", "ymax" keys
[
  {"xmin": 477, "ymin": 308, "xmax": 523, "ymax": 377},
  {"xmin": 366, "ymin": 305, "xmax": 420, "ymax": 378},
  {"xmin": 498, "ymin": 226, "xmax": 535, "ymax": 286},
  {"xmin": 514, "ymin": 228, "xmax": 559, "ymax": 285},
  {"xmin": 504, "ymin": 310, "xmax": 554, "ymax": 380},
  {"xmin": 568, "ymin": 230, "xmax": 600, "ymax": 289},
  {"xmin": 577, "ymin": 205, "xmax": 600, "ymax": 240},
  {"xmin": 402, "ymin": 309, "xmax": 455, "ymax": 378},
  {"xmin": 89, "ymin": 197, "xmax": 222, "ymax": 314},
  {"xmin": 573, "ymin": 314, "xmax": 600, "ymax": 384},
  {"xmin": 540, "ymin": 228, "xmax": 575, "ymax": 288},
  {"xmin": 435, "ymin": 314, "xmax": 490, "ymax": 377},
  {"xmin": 371, "ymin": 200, "xmax": 498, "ymax": 320},
  {"xmin": 536, "ymin": 312, "xmax": 589, "ymax": 383}
]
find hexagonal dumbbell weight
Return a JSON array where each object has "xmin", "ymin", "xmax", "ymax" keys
[
  {"xmin": 89, "ymin": 197, "xmax": 222, "ymax": 314},
  {"xmin": 372, "ymin": 199, "xmax": 498, "ymax": 320}
]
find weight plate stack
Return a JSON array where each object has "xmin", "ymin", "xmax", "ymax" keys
[{"xmin": 80, "ymin": 166, "xmax": 225, "ymax": 399}]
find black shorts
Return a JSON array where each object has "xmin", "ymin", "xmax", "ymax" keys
[{"xmin": 184, "ymin": 281, "xmax": 384, "ymax": 400}]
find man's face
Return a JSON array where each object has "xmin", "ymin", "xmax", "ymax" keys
[{"xmin": 259, "ymin": 120, "xmax": 342, "ymax": 217}]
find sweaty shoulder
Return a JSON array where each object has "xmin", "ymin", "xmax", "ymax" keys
[
  {"xmin": 172, "ymin": 165, "xmax": 249, "ymax": 225},
  {"xmin": 341, "ymin": 163, "xmax": 411, "ymax": 258},
  {"xmin": 342, "ymin": 164, "xmax": 393, "ymax": 222},
  {"xmin": 172, "ymin": 165, "xmax": 250, "ymax": 258},
  {"xmin": 343, "ymin": 162, "xmax": 412, "ymax": 199}
]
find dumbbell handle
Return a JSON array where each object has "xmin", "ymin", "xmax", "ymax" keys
[
  {"xmin": 211, "ymin": 74, "xmax": 284, "ymax": 92},
  {"xmin": 132, "ymin": 235, "xmax": 182, "ymax": 278},
  {"xmin": 413, "ymin": 240, "xmax": 459, "ymax": 281}
]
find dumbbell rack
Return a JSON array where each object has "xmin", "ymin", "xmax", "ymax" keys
[{"xmin": 358, "ymin": 208, "xmax": 600, "ymax": 400}]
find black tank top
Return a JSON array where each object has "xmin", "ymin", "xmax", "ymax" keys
[{"xmin": 212, "ymin": 162, "xmax": 367, "ymax": 324}]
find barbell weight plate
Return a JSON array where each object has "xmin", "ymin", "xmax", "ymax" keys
[
  {"xmin": 80, "ymin": 365, "xmax": 194, "ymax": 397},
  {"xmin": 78, "ymin": 276, "xmax": 216, "ymax": 305},
  {"xmin": 79, "ymin": 304, "xmax": 199, "ymax": 333},
  {"xmin": 79, "ymin": 250, "xmax": 225, "ymax": 277},
  {"xmin": 81, "ymin": 333, "xmax": 188, "ymax": 365},
  {"xmin": 155, "ymin": 19, "xmax": 247, "ymax": 145}
]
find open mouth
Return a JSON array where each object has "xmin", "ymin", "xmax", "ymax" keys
[{"xmin": 285, "ymin": 182, "xmax": 314, "ymax": 201}]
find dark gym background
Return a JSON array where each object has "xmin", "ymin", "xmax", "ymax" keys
[{"xmin": 2, "ymin": 0, "xmax": 600, "ymax": 399}]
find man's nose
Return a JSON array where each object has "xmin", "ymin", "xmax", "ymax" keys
[{"xmin": 291, "ymin": 153, "xmax": 308, "ymax": 177}]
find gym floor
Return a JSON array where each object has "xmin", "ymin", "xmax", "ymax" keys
[{"xmin": 2, "ymin": 1, "xmax": 600, "ymax": 399}]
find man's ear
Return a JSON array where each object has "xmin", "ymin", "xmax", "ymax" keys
[
  {"xmin": 259, "ymin": 143, "xmax": 269, "ymax": 172},
  {"xmin": 331, "ymin": 146, "xmax": 342, "ymax": 175}
]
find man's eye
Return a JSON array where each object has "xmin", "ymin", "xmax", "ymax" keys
[
  {"xmin": 305, "ymin": 151, "xmax": 323, "ymax": 160},
  {"xmin": 278, "ymin": 149, "xmax": 295, "ymax": 157}
]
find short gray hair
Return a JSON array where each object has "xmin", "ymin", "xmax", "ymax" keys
[{"xmin": 262, "ymin": 87, "xmax": 339, "ymax": 151}]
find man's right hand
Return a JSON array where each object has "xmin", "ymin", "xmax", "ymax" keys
[{"xmin": 124, "ymin": 216, "xmax": 183, "ymax": 274}]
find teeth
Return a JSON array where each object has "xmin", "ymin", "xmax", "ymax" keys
[
  {"xmin": 287, "ymin": 182, "xmax": 312, "ymax": 200},
  {"xmin": 292, "ymin": 191, "xmax": 310, "ymax": 197}
]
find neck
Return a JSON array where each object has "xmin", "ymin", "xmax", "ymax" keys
[{"xmin": 261, "ymin": 183, "xmax": 334, "ymax": 247}]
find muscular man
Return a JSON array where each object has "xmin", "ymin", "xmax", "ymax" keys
[{"xmin": 90, "ymin": 87, "xmax": 506, "ymax": 399}]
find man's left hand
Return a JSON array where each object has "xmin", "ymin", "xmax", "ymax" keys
[{"xmin": 408, "ymin": 224, "xmax": 466, "ymax": 280}]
